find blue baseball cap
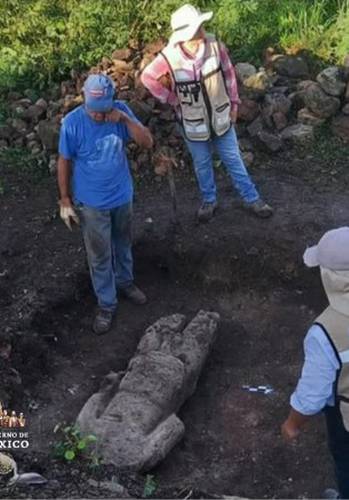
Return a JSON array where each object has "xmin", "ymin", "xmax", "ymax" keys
[{"xmin": 83, "ymin": 74, "xmax": 115, "ymax": 112}]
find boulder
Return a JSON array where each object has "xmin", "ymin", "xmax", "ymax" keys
[
  {"xmin": 304, "ymin": 82, "xmax": 341, "ymax": 118},
  {"xmin": 331, "ymin": 114, "xmax": 349, "ymax": 142},
  {"xmin": 60, "ymin": 80, "xmax": 76, "ymax": 98},
  {"xmin": 241, "ymin": 150, "xmax": 254, "ymax": 167},
  {"xmin": 316, "ymin": 66, "xmax": 346, "ymax": 97},
  {"xmin": 25, "ymin": 131, "xmax": 38, "ymax": 142},
  {"xmin": 342, "ymin": 103, "xmax": 349, "ymax": 115},
  {"xmin": 264, "ymin": 93, "xmax": 292, "ymax": 115},
  {"xmin": 0, "ymin": 125, "xmax": 13, "ymax": 140},
  {"xmin": 22, "ymin": 104, "xmax": 46, "ymax": 123},
  {"xmin": 239, "ymin": 137, "xmax": 254, "ymax": 152},
  {"xmin": 63, "ymin": 94, "xmax": 83, "ymax": 114},
  {"xmin": 270, "ymin": 54, "xmax": 309, "ymax": 79},
  {"xmin": 100, "ymin": 56, "xmax": 112, "ymax": 71},
  {"xmin": 143, "ymin": 39, "xmax": 166, "ymax": 55},
  {"xmin": 247, "ymin": 116, "xmax": 264, "ymax": 137},
  {"xmin": 111, "ymin": 59, "xmax": 133, "ymax": 74},
  {"xmin": 7, "ymin": 91, "xmax": 22, "ymax": 101},
  {"xmin": 297, "ymin": 108, "xmax": 326, "ymax": 127},
  {"xmin": 262, "ymin": 93, "xmax": 291, "ymax": 127},
  {"xmin": 243, "ymin": 70, "xmax": 273, "ymax": 97},
  {"xmin": 281, "ymin": 124, "xmax": 314, "ymax": 145},
  {"xmin": 38, "ymin": 119, "xmax": 60, "ymax": 152},
  {"xmin": 128, "ymin": 100, "xmax": 153, "ymax": 124},
  {"xmin": 48, "ymin": 154, "xmax": 58, "ymax": 175},
  {"xmin": 272, "ymin": 111, "xmax": 288, "ymax": 131},
  {"xmin": 237, "ymin": 99, "xmax": 260, "ymax": 122},
  {"xmin": 77, "ymin": 310, "xmax": 220, "ymax": 470},
  {"xmin": 17, "ymin": 98, "xmax": 32, "ymax": 108},
  {"xmin": 10, "ymin": 118, "xmax": 27, "ymax": 134},
  {"xmin": 257, "ymin": 130, "xmax": 283, "ymax": 152},
  {"xmin": 35, "ymin": 98, "xmax": 48, "ymax": 110},
  {"xmin": 112, "ymin": 48, "xmax": 133, "ymax": 61},
  {"xmin": 235, "ymin": 62, "xmax": 257, "ymax": 84}
]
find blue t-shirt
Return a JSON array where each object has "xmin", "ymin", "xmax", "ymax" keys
[{"xmin": 59, "ymin": 101, "xmax": 139, "ymax": 209}]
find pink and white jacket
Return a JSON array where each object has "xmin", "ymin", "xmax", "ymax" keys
[{"xmin": 141, "ymin": 38, "xmax": 240, "ymax": 113}]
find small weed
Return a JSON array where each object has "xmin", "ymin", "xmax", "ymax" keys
[
  {"xmin": 0, "ymin": 147, "xmax": 48, "ymax": 182},
  {"xmin": 53, "ymin": 423, "xmax": 99, "ymax": 465},
  {"xmin": 143, "ymin": 474, "xmax": 158, "ymax": 498},
  {"xmin": 312, "ymin": 125, "xmax": 349, "ymax": 161}
]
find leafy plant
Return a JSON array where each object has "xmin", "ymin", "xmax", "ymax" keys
[
  {"xmin": 0, "ymin": 0, "xmax": 348, "ymax": 91},
  {"xmin": 143, "ymin": 474, "xmax": 158, "ymax": 498},
  {"xmin": 0, "ymin": 146, "xmax": 48, "ymax": 182},
  {"xmin": 53, "ymin": 423, "xmax": 98, "ymax": 463}
]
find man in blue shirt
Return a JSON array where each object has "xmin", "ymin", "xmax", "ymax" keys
[
  {"xmin": 282, "ymin": 227, "xmax": 349, "ymax": 499},
  {"xmin": 57, "ymin": 74, "xmax": 153, "ymax": 335}
]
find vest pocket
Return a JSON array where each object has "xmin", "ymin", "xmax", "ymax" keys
[
  {"xmin": 183, "ymin": 118, "xmax": 209, "ymax": 136},
  {"xmin": 212, "ymin": 101, "xmax": 231, "ymax": 135},
  {"xmin": 339, "ymin": 399, "xmax": 349, "ymax": 431}
]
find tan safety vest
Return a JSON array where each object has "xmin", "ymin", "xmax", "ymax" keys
[
  {"xmin": 162, "ymin": 35, "xmax": 232, "ymax": 141},
  {"xmin": 316, "ymin": 306, "xmax": 349, "ymax": 431}
]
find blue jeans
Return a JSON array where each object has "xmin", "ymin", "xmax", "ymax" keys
[
  {"xmin": 77, "ymin": 201, "xmax": 133, "ymax": 312},
  {"xmin": 325, "ymin": 405, "xmax": 349, "ymax": 498},
  {"xmin": 184, "ymin": 126, "xmax": 259, "ymax": 204}
]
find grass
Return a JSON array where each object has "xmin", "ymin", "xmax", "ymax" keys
[
  {"xmin": 0, "ymin": 0, "xmax": 348, "ymax": 91},
  {"xmin": 0, "ymin": 146, "xmax": 49, "ymax": 183}
]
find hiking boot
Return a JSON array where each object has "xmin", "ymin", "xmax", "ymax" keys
[
  {"xmin": 323, "ymin": 489, "xmax": 340, "ymax": 499},
  {"xmin": 93, "ymin": 308, "xmax": 114, "ymax": 335},
  {"xmin": 120, "ymin": 284, "xmax": 147, "ymax": 305},
  {"xmin": 243, "ymin": 199, "xmax": 273, "ymax": 218},
  {"xmin": 197, "ymin": 201, "xmax": 218, "ymax": 222}
]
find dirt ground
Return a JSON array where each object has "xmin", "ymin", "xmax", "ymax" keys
[{"xmin": 0, "ymin": 139, "xmax": 349, "ymax": 499}]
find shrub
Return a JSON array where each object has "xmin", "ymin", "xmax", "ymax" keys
[{"xmin": 0, "ymin": 0, "xmax": 348, "ymax": 91}]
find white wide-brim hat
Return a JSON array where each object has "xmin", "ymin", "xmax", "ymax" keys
[
  {"xmin": 169, "ymin": 3, "xmax": 213, "ymax": 46},
  {"xmin": 303, "ymin": 226, "xmax": 349, "ymax": 270}
]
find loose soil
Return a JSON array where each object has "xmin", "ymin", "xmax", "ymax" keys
[{"xmin": 0, "ymin": 142, "xmax": 349, "ymax": 499}]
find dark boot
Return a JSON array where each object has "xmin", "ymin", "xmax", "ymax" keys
[
  {"xmin": 120, "ymin": 284, "xmax": 147, "ymax": 305},
  {"xmin": 243, "ymin": 199, "xmax": 273, "ymax": 218},
  {"xmin": 93, "ymin": 308, "xmax": 114, "ymax": 335},
  {"xmin": 197, "ymin": 201, "xmax": 218, "ymax": 222}
]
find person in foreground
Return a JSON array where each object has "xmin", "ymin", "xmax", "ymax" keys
[
  {"xmin": 282, "ymin": 227, "xmax": 349, "ymax": 499},
  {"xmin": 57, "ymin": 74, "xmax": 153, "ymax": 335},
  {"xmin": 141, "ymin": 3, "xmax": 273, "ymax": 222}
]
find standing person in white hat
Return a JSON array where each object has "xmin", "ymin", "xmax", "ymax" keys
[
  {"xmin": 141, "ymin": 3, "xmax": 273, "ymax": 222},
  {"xmin": 282, "ymin": 227, "xmax": 349, "ymax": 499}
]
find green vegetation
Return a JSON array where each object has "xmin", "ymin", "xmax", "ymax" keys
[
  {"xmin": 0, "ymin": 146, "xmax": 48, "ymax": 181},
  {"xmin": 0, "ymin": 0, "xmax": 348, "ymax": 91},
  {"xmin": 143, "ymin": 474, "xmax": 158, "ymax": 498},
  {"xmin": 53, "ymin": 423, "xmax": 99, "ymax": 465}
]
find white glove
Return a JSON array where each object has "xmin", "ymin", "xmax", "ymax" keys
[{"xmin": 59, "ymin": 204, "xmax": 80, "ymax": 231}]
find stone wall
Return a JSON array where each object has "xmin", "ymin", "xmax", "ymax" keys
[{"xmin": 1, "ymin": 42, "xmax": 348, "ymax": 174}]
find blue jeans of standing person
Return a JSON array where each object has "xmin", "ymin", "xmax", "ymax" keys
[
  {"xmin": 325, "ymin": 405, "xmax": 349, "ymax": 498},
  {"xmin": 184, "ymin": 126, "xmax": 260, "ymax": 204},
  {"xmin": 76, "ymin": 201, "xmax": 133, "ymax": 312}
]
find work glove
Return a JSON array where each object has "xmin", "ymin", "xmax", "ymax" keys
[{"xmin": 59, "ymin": 201, "xmax": 80, "ymax": 231}]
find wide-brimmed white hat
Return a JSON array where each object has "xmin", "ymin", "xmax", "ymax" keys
[
  {"xmin": 169, "ymin": 4, "xmax": 213, "ymax": 46},
  {"xmin": 303, "ymin": 226, "xmax": 349, "ymax": 270}
]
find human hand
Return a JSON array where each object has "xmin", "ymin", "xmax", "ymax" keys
[
  {"xmin": 230, "ymin": 107, "xmax": 238, "ymax": 124},
  {"xmin": 59, "ymin": 198, "xmax": 80, "ymax": 231},
  {"xmin": 158, "ymin": 73, "xmax": 172, "ymax": 91},
  {"xmin": 104, "ymin": 109, "xmax": 128, "ymax": 123},
  {"xmin": 281, "ymin": 418, "xmax": 301, "ymax": 442}
]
